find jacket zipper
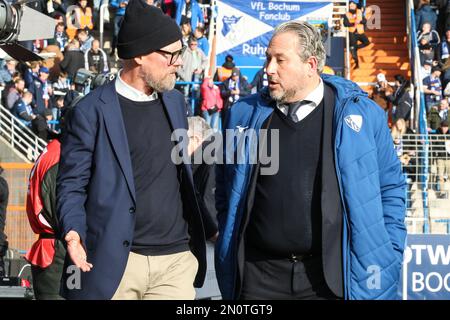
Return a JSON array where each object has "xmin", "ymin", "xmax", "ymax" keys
[
  {"xmin": 334, "ymin": 96, "xmax": 354, "ymax": 300},
  {"xmin": 231, "ymin": 107, "xmax": 273, "ymax": 299}
]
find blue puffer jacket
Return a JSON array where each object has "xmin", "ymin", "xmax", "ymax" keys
[
  {"xmin": 174, "ymin": 0, "xmax": 204, "ymax": 30},
  {"xmin": 415, "ymin": 5, "xmax": 438, "ymax": 31},
  {"xmin": 215, "ymin": 74, "xmax": 407, "ymax": 300}
]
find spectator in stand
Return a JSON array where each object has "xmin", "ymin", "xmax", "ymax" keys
[
  {"xmin": 24, "ymin": 61, "xmax": 41, "ymax": 88},
  {"xmin": 415, "ymin": 0, "xmax": 438, "ymax": 31},
  {"xmin": 417, "ymin": 22, "xmax": 441, "ymax": 48},
  {"xmin": 32, "ymin": 39, "xmax": 48, "ymax": 54},
  {"xmin": 66, "ymin": 0, "xmax": 94, "ymax": 40},
  {"xmin": 28, "ymin": 67, "xmax": 52, "ymax": 116},
  {"xmin": 48, "ymin": 22, "xmax": 69, "ymax": 53},
  {"xmin": 174, "ymin": 0, "xmax": 204, "ymax": 31},
  {"xmin": 77, "ymin": 29, "xmax": 94, "ymax": 54},
  {"xmin": 386, "ymin": 75, "xmax": 411, "ymax": 126},
  {"xmin": 60, "ymin": 39, "xmax": 85, "ymax": 82},
  {"xmin": 371, "ymin": 73, "xmax": 394, "ymax": 112},
  {"xmin": 92, "ymin": 0, "xmax": 102, "ymax": 28},
  {"xmin": 53, "ymin": 72, "xmax": 71, "ymax": 94},
  {"xmin": 220, "ymin": 67, "xmax": 250, "ymax": 111},
  {"xmin": 443, "ymin": 0, "xmax": 450, "ymax": 32},
  {"xmin": 423, "ymin": 66, "xmax": 443, "ymax": 113},
  {"xmin": 0, "ymin": 59, "xmax": 18, "ymax": 87},
  {"xmin": 162, "ymin": 0, "xmax": 176, "ymax": 18},
  {"xmin": 180, "ymin": 16, "xmax": 192, "ymax": 46},
  {"xmin": 109, "ymin": 0, "xmax": 128, "ymax": 58},
  {"xmin": 419, "ymin": 41, "xmax": 435, "ymax": 67},
  {"xmin": 391, "ymin": 118, "xmax": 416, "ymax": 212},
  {"xmin": 52, "ymin": 95, "xmax": 66, "ymax": 132},
  {"xmin": 435, "ymin": 0, "xmax": 450, "ymax": 34},
  {"xmin": 249, "ymin": 66, "xmax": 268, "ymax": 93},
  {"xmin": 25, "ymin": 0, "xmax": 47, "ymax": 14},
  {"xmin": 437, "ymin": 27, "xmax": 450, "ymax": 65},
  {"xmin": 12, "ymin": 91, "xmax": 36, "ymax": 126},
  {"xmin": 343, "ymin": 0, "xmax": 370, "ymax": 68},
  {"xmin": 428, "ymin": 104, "xmax": 443, "ymax": 131},
  {"xmin": 5, "ymin": 78, "xmax": 26, "ymax": 111},
  {"xmin": 25, "ymin": 128, "xmax": 66, "ymax": 300},
  {"xmin": 421, "ymin": 59, "xmax": 433, "ymax": 80},
  {"xmin": 0, "ymin": 164, "xmax": 8, "ymax": 278},
  {"xmin": 393, "ymin": 83, "xmax": 413, "ymax": 123},
  {"xmin": 47, "ymin": 0, "xmax": 68, "ymax": 19},
  {"xmin": 213, "ymin": 54, "xmax": 235, "ymax": 82},
  {"xmin": 431, "ymin": 120, "xmax": 450, "ymax": 198},
  {"xmin": 84, "ymin": 39, "xmax": 109, "ymax": 74},
  {"xmin": 419, "ymin": 37, "xmax": 436, "ymax": 64},
  {"xmin": 194, "ymin": 26, "xmax": 209, "ymax": 56},
  {"xmin": 53, "ymin": 12, "xmax": 66, "ymax": 25},
  {"xmin": 32, "ymin": 109, "xmax": 59, "ymax": 142},
  {"xmin": 200, "ymin": 77, "xmax": 223, "ymax": 131},
  {"xmin": 438, "ymin": 97, "xmax": 450, "ymax": 122},
  {"xmin": 177, "ymin": 36, "xmax": 208, "ymax": 98}
]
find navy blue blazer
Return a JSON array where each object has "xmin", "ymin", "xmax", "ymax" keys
[{"xmin": 56, "ymin": 81, "xmax": 207, "ymax": 299}]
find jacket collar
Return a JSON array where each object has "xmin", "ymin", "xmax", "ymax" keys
[{"xmin": 98, "ymin": 82, "xmax": 190, "ymax": 204}]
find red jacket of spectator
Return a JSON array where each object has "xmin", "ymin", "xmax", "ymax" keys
[
  {"xmin": 200, "ymin": 77, "xmax": 223, "ymax": 112},
  {"xmin": 25, "ymin": 139, "xmax": 60, "ymax": 268}
]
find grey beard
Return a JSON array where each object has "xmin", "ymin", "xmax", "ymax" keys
[
  {"xmin": 143, "ymin": 72, "xmax": 176, "ymax": 93},
  {"xmin": 269, "ymin": 87, "xmax": 297, "ymax": 104}
]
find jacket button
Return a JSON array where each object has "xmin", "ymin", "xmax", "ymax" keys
[
  {"xmin": 353, "ymin": 97, "xmax": 360, "ymax": 103},
  {"xmin": 129, "ymin": 207, "xmax": 135, "ymax": 214},
  {"xmin": 123, "ymin": 241, "xmax": 130, "ymax": 247}
]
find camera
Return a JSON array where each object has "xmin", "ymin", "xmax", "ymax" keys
[
  {"xmin": 73, "ymin": 68, "xmax": 116, "ymax": 94},
  {"xmin": 0, "ymin": 0, "xmax": 55, "ymax": 61}
]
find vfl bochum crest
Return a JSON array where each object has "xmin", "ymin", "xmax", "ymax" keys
[
  {"xmin": 216, "ymin": 1, "xmax": 333, "ymax": 80},
  {"xmin": 344, "ymin": 115, "xmax": 363, "ymax": 132}
]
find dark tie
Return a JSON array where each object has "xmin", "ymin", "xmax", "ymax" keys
[{"xmin": 286, "ymin": 100, "xmax": 311, "ymax": 122}]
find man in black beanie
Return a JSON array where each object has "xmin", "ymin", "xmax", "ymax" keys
[{"xmin": 57, "ymin": 0, "xmax": 214, "ymax": 300}]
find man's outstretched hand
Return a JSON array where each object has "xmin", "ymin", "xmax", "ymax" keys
[{"xmin": 65, "ymin": 230, "xmax": 93, "ymax": 272}]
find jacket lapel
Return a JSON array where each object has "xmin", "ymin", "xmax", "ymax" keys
[
  {"xmin": 99, "ymin": 81, "xmax": 136, "ymax": 204},
  {"xmin": 161, "ymin": 91, "xmax": 194, "ymax": 181},
  {"xmin": 321, "ymin": 83, "xmax": 344, "ymax": 297}
]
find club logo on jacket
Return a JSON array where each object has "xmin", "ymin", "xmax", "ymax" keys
[
  {"xmin": 345, "ymin": 115, "xmax": 363, "ymax": 132},
  {"xmin": 236, "ymin": 125, "xmax": 248, "ymax": 133}
]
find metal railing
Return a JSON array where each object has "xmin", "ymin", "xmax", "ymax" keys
[
  {"xmin": 0, "ymin": 104, "xmax": 47, "ymax": 162},
  {"xmin": 408, "ymin": 0, "xmax": 432, "ymax": 232},
  {"xmin": 99, "ymin": 0, "xmax": 110, "ymax": 49},
  {"xmin": 398, "ymin": 134, "xmax": 450, "ymax": 234},
  {"xmin": 408, "ymin": 0, "xmax": 425, "ymax": 133}
]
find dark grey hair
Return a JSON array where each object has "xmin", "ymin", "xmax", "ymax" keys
[
  {"xmin": 188, "ymin": 116, "xmax": 212, "ymax": 139},
  {"xmin": 272, "ymin": 21, "xmax": 326, "ymax": 73}
]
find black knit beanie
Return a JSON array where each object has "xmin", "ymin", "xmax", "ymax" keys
[{"xmin": 117, "ymin": 0, "xmax": 182, "ymax": 59}]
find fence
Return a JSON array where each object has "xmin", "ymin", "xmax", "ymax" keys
[
  {"xmin": 1, "ymin": 163, "xmax": 35, "ymax": 254},
  {"xmin": 400, "ymin": 134, "xmax": 450, "ymax": 234},
  {"xmin": 0, "ymin": 104, "xmax": 47, "ymax": 163}
]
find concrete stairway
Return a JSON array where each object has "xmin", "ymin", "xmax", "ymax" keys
[{"xmin": 351, "ymin": 0, "xmax": 411, "ymax": 93}]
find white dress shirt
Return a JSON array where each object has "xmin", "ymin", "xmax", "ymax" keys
[
  {"xmin": 115, "ymin": 70, "xmax": 159, "ymax": 102},
  {"xmin": 277, "ymin": 78, "xmax": 324, "ymax": 122}
]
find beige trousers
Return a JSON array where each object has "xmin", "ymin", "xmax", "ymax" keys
[
  {"xmin": 111, "ymin": 250, "xmax": 198, "ymax": 300},
  {"xmin": 437, "ymin": 159, "xmax": 450, "ymax": 193}
]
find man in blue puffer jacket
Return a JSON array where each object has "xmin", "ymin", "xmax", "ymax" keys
[
  {"xmin": 109, "ymin": 0, "xmax": 128, "ymax": 57},
  {"xmin": 174, "ymin": 0, "xmax": 204, "ymax": 31},
  {"xmin": 215, "ymin": 21, "xmax": 407, "ymax": 300}
]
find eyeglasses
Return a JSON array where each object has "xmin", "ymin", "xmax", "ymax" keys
[{"xmin": 156, "ymin": 45, "xmax": 187, "ymax": 65}]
